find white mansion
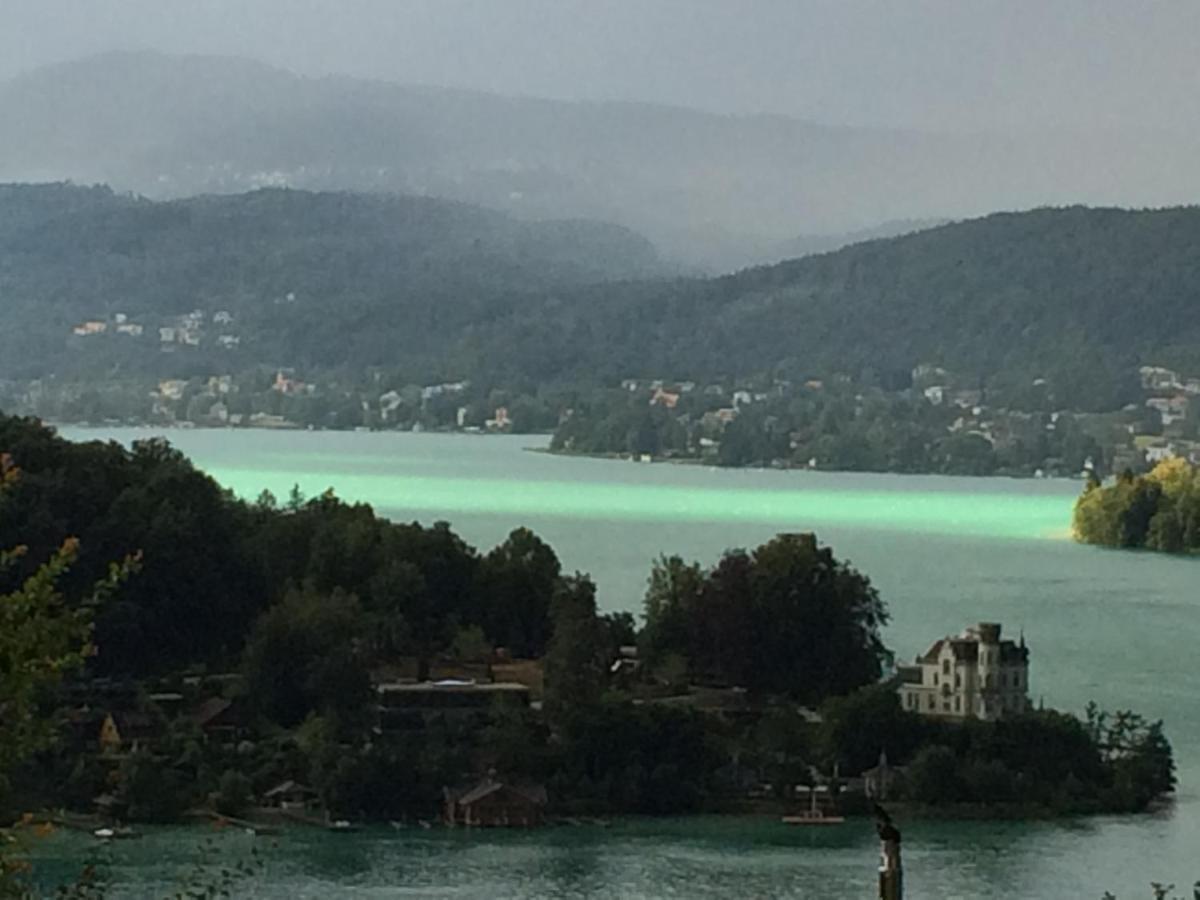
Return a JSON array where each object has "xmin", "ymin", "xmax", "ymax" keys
[{"xmin": 897, "ymin": 622, "xmax": 1030, "ymax": 721}]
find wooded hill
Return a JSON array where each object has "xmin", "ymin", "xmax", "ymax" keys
[
  {"xmin": 4, "ymin": 184, "xmax": 1200, "ymax": 411},
  {"xmin": 557, "ymin": 204, "xmax": 1200, "ymax": 410},
  {"xmin": 0, "ymin": 183, "xmax": 660, "ymax": 380}
]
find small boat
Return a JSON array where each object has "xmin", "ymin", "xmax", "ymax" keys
[
  {"xmin": 328, "ymin": 819, "xmax": 361, "ymax": 832},
  {"xmin": 782, "ymin": 789, "xmax": 845, "ymax": 826},
  {"xmin": 93, "ymin": 826, "xmax": 139, "ymax": 840},
  {"xmin": 781, "ymin": 811, "xmax": 845, "ymax": 826},
  {"xmin": 417, "ymin": 819, "xmax": 433, "ymax": 830}
]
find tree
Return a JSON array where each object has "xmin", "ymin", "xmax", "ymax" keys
[
  {"xmin": 241, "ymin": 586, "xmax": 371, "ymax": 729},
  {"xmin": 905, "ymin": 745, "xmax": 963, "ymax": 804},
  {"xmin": 819, "ymin": 685, "xmax": 931, "ymax": 775},
  {"xmin": 543, "ymin": 575, "xmax": 607, "ymax": 726},
  {"xmin": 0, "ymin": 460, "xmax": 132, "ymax": 896},
  {"xmin": 478, "ymin": 528, "xmax": 561, "ymax": 658},
  {"xmin": 640, "ymin": 555, "xmax": 704, "ymax": 668},
  {"xmin": 655, "ymin": 534, "xmax": 890, "ymax": 701}
]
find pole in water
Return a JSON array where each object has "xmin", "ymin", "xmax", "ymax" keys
[{"xmin": 874, "ymin": 803, "xmax": 902, "ymax": 900}]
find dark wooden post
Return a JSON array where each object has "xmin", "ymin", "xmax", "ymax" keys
[
  {"xmin": 878, "ymin": 836, "xmax": 902, "ymax": 900},
  {"xmin": 874, "ymin": 804, "xmax": 902, "ymax": 900}
]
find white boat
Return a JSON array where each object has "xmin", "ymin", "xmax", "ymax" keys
[
  {"xmin": 93, "ymin": 826, "xmax": 139, "ymax": 840},
  {"xmin": 782, "ymin": 789, "xmax": 845, "ymax": 826}
]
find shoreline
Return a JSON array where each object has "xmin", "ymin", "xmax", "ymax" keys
[
  {"xmin": 51, "ymin": 420, "xmax": 1088, "ymax": 482},
  {"xmin": 22, "ymin": 799, "xmax": 1160, "ymax": 836},
  {"xmin": 533, "ymin": 445, "xmax": 1088, "ymax": 483}
]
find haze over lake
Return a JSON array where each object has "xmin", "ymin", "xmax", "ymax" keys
[{"xmin": 51, "ymin": 427, "xmax": 1200, "ymax": 898}]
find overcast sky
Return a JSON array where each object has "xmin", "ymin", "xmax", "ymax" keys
[{"xmin": 2, "ymin": 0, "xmax": 1199, "ymax": 133}]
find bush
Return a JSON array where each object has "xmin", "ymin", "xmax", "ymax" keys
[{"xmin": 216, "ymin": 769, "xmax": 253, "ymax": 817}]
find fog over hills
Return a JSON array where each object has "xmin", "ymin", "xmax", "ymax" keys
[{"xmin": 4, "ymin": 52, "xmax": 1200, "ymax": 271}]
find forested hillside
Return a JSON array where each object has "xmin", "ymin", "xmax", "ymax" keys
[
  {"xmin": 562, "ymin": 205, "xmax": 1200, "ymax": 410},
  {"xmin": 0, "ymin": 183, "xmax": 660, "ymax": 380},
  {"xmin": 5, "ymin": 186, "xmax": 1200, "ymax": 412},
  {"xmin": 481, "ymin": 204, "xmax": 1200, "ymax": 410}
]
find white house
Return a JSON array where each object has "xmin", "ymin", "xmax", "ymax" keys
[{"xmin": 896, "ymin": 623, "xmax": 1030, "ymax": 721}]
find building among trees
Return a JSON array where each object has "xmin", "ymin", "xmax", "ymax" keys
[
  {"xmin": 897, "ymin": 623, "xmax": 1030, "ymax": 720},
  {"xmin": 443, "ymin": 775, "xmax": 547, "ymax": 827}
]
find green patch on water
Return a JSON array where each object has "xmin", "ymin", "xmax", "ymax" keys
[{"xmin": 210, "ymin": 465, "xmax": 1073, "ymax": 541}]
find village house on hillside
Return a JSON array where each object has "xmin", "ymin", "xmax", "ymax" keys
[{"xmin": 896, "ymin": 622, "xmax": 1030, "ymax": 720}]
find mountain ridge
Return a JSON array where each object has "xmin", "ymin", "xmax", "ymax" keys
[{"xmin": 10, "ymin": 51, "xmax": 1200, "ymax": 270}]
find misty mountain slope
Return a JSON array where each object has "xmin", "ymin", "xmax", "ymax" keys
[
  {"xmin": 4, "ymin": 185, "xmax": 1200, "ymax": 411},
  {"xmin": 0, "ymin": 183, "xmax": 660, "ymax": 378},
  {"xmin": 464, "ymin": 205, "xmax": 1200, "ymax": 408},
  {"xmin": 7, "ymin": 51, "xmax": 1200, "ymax": 270}
]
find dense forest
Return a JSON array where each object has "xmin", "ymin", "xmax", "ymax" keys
[{"xmin": 1074, "ymin": 459, "xmax": 1200, "ymax": 552}]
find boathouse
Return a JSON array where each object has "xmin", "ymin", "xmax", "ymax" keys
[{"xmin": 443, "ymin": 775, "xmax": 547, "ymax": 827}]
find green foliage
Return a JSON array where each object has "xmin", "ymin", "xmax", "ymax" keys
[
  {"xmin": 116, "ymin": 750, "xmax": 189, "ymax": 823},
  {"xmin": 241, "ymin": 586, "xmax": 371, "ymax": 729},
  {"xmin": 0, "ymin": 184, "xmax": 659, "ymax": 384},
  {"xmin": 905, "ymin": 745, "xmax": 964, "ymax": 804},
  {"xmin": 641, "ymin": 534, "xmax": 889, "ymax": 702},
  {"xmin": 818, "ymin": 685, "xmax": 930, "ymax": 774},
  {"xmin": 828, "ymin": 689, "xmax": 1175, "ymax": 814},
  {"xmin": 0, "ymin": 414, "xmax": 565, "ymax": 686},
  {"xmin": 543, "ymin": 575, "xmax": 608, "ymax": 724},
  {"xmin": 477, "ymin": 528, "xmax": 561, "ymax": 657},
  {"xmin": 0, "ymin": 539, "xmax": 95, "ymax": 802},
  {"xmin": 1075, "ymin": 459, "xmax": 1200, "ymax": 553},
  {"xmin": 552, "ymin": 381, "xmax": 1110, "ymax": 476},
  {"xmin": 215, "ymin": 770, "xmax": 253, "ymax": 817},
  {"xmin": 551, "ymin": 698, "xmax": 722, "ymax": 814}
]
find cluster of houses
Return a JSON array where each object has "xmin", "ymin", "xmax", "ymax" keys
[
  {"xmin": 1136, "ymin": 365, "xmax": 1200, "ymax": 466},
  {"xmin": 612, "ymin": 361, "xmax": 1200, "ymax": 474},
  {"xmin": 71, "ymin": 313, "xmax": 145, "ymax": 338},
  {"xmin": 70, "ymin": 309, "xmax": 240, "ymax": 351},
  {"xmin": 71, "ymin": 619, "xmax": 1029, "ymax": 826},
  {"xmin": 134, "ymin": 370, "xmax": 529, "ymax": 433}
]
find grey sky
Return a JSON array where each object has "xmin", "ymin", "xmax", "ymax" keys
[{"xmin": 2, "ymin": 0, "xmax": 1198, "ymax": 133}]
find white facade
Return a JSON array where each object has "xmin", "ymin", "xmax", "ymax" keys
[{"xmin": 897, "ymin": 623, "xmax": 1030, "ymax": 721}]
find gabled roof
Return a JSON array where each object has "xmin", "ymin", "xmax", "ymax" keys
[
  {"xmin": 917, "ymin": 632, "xmax": 1027, "ymax": 665},
  {"xmin": 916, "ymin": 639, "xmax": 945, "ymax": 664},
  {"xmin": 264, "ymin": 780, "xmax": 317, "ymax": 799},
  {"xmin": 191, "ymin": 696, "xmax": 234, "ymax": 727},
  {"xmin": 449, "ymin": 779, "xmax": 547, "ymax": 808}
]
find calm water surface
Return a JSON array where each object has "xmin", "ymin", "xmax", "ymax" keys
[{"xmin": 45, "ymin": 428, "xmax": 1200, "ymax": 898}]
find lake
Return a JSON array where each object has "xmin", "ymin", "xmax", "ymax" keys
[{"xmin": 42, "ymin": 427, "xmax": 1200, "ymax": 898}]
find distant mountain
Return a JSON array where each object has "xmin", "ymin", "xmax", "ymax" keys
[
  {"xmin": 0, "ymin": 183, "xmax": 660, "ymax": 380},
  {"xmin": 6, "ymin": 52, "xmax": 1200, "ymax": 270}
]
